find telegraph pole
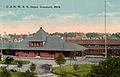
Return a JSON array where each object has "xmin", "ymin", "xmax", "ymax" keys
[
  {"xmin": 105, "ymin": 0, "xmax": 107, "ymax": 58},
  {"xmin": 0, "ymin": 38, "xmax": 2, "ymax": 55}
]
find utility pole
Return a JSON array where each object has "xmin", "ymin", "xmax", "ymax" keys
[
  {"xmin": 0, "ymin": 37, "xmax": 4, "ymax": 61},
  {"xmin": 105, "ymin": 0, "xmax": 107, "ymax": 58},
  {"xmin": 0, "ymin": 37, "xmax": 2, "ymax": 55}
]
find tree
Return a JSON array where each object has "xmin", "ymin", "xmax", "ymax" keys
[
  {"xmin": 86, "ymin": 33, "xmax": 99, "ymax": 39},
  {"xmin": 69, "ymin": 51, "xmax": 77, "ymax": 65},
  {"xmin": 55, "ymin": 53, "xmax": 66, "ymax": 66},
  {"xmin": 18, "ymin": 70, "xmax": 37, "ymax": 77},
  {"xmin": 55, "ymin": 53, "xmax": 66, "ymax": 76},
  {"xmin": 30, "ymin": 63, "xmax": 36, "ymax": 72},
  {"xmin": 4, "ymin": 57, "xmax": 14, "ymax": 68},
  {"xmin": 17, "ymin": 61, "xmax": 23, "ymax": 72},
  {"xmin": 87, "ymin": 57, "xmax": 120, "ymax": 77},
  {"xmin": 111, "ymin": 33, "xmax": 120, "ymax": 39},
  {"xmin": 0, "ymin": 67, "xmax": 12, "ymax": 77}
]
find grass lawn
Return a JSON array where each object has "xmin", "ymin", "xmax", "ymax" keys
[
  {"xmin": 11, "ymin": 72, "xmax": 19, "ymax": 77},
  {"xmin": 52, "ymin": 64, "xmax": 93, "ymax": 77}
]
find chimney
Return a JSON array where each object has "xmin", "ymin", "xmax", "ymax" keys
[{"xmin": 40, "ymin": 27, "xmax": 42, "ymax": 29}]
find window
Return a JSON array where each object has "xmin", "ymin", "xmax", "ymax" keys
[
  {"xmin": 29, "ymin": 42, "xmax": 33, "ymax": 47},
  {"xmin": 29, "ymin": 41, "xmax": 45, "ymax": 47},
  {"xmin": 37, "ymin": 43, "xmax": 39, "ymax": 46}
]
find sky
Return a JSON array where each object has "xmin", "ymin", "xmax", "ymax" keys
[{"xmin": 0, "ymin": 0, "xmax": 120, "ymax": 34}]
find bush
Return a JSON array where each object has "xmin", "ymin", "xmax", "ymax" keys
[
  {"xmin": 10, "ymin": 69, "xmax": 17, "ymax": 72},
  {"xmin": 17, "ymin": 61, "xmax": 23, "ymax": 68},
  {"xmin": 73, "ymin": 64, "xmax": 80, "ymax": 70},
  {"xmin": 30, "ymin": 63, "xmax": 36, "ymax": 72},
  {"xmin": 18, "ymin": 70, "xmax": 37, "ymax": 77},
  {"xmin": 4, "ymin": 57, "xmax": 14, "ymax": 67},
  {"xmin": 0, "ymin": 54, "xmax": 1, "ymax": 61},
  {"xmin": 15, "ymin": 60, "xmax": 30, "ymax": 65},
  {"xmin": 0, "ymin": 67, "xmax": 12, "ymax": 77}
]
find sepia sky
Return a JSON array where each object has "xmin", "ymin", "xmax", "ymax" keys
[{"xmin": 0, "ymin": 0, "xmax": 120, "ymax": 34}]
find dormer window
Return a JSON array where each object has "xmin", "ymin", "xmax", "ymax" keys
[{"xmin": 29, "ymin": 41, "xmax": 45, "ymax": 47}]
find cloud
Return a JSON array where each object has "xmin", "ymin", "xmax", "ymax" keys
[
  {"xmin": 97, "ymin": 12, "xmax": 120, "ymax": 17},
  {"xmin": 22, "ymin": 15, "xmax": 40, "ymax": 20},
  {"xmin": 0, "ymin": 11, "xmax": 16, "ymax": 17},
  {"xmin": 42, "ymin": 13, "xmax": 82, "ymax": 25},
  {"xmin": 0, "ymin": 13, "xmax": 120, "ymax": 34},
  {"xmin": 20, "ymin": 13, "xmax": 83, "ymax": 27},
  {"xmin": 47, "ymin": 13, "xmax": 82, "ymax": 19}
]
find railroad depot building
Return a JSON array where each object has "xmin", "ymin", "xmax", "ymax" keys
[
  {"xmin": 0, "ymin": 27, "xmax": 86, "ymax": 58},
  {"xmin": 67, "ymin": 40, "xmax": 120, "ymax": 56}
]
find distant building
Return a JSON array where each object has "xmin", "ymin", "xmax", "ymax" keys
[
  {"xmin": 0, "ymin": 33, "xmax": 24, "ymax": 42},
  {"xmin": 0, "ymin": 27, "xmax": 86, "ymax": 58},
  {"xmin": 75, "ymin": 32, "xmax": 87, "ymax": 40},
  {"xmin": 13, "ymin": 35, "xmax": 24, "ymax": 42}
]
